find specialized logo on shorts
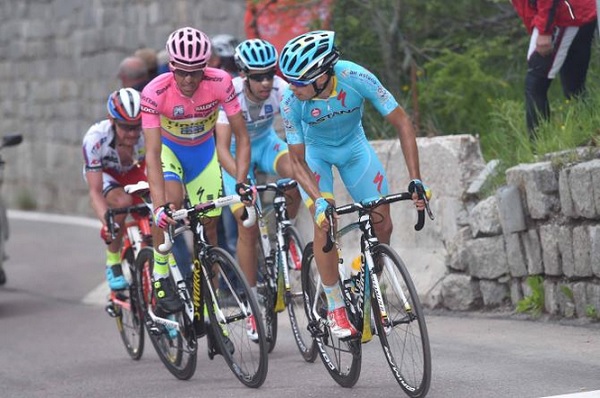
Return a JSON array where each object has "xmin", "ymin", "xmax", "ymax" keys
[
  {"xmin": 173, "ymin": 106, "xmax": 184, "ymax": 117},
  {"xmin": 373, "ymin": 171, "xmax": 384, "ymax": 193},
  {"xmin": 313, "ymin": 171, "xmax": 321, "ymax": 184},
  {"xmin": 311, "ymin": 108, "xmax": 321, "ymax": 117}
]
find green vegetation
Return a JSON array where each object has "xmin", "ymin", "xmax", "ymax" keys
[
  {"xmin": 328, "ymin": 0, "xmax": 600, "ymax": 183},
  {"xmin": 585, "ymin": 304, "xmax": 598, "ymax": 321},
  {"xmin": 516, "ymin": 276, "xmax": 545, "ymax": 317}
]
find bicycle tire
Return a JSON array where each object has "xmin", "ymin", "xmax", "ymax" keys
[
  {"xmin": 301, "ymin": 242, "xmax": 361, "ymax": 387},
  {"xmin": 372, "ymin": 244, "xmax": 431, "ymax": 397},
  {"xmin": 204, "ymin": 246, "xmax": 268, "ymax": 388},
  {"xmin": 284, "ymin": 226, "xmax": 317, "ymax": 362},
  {"xmin": 114, "ymin": 247, "xmax": 144, "ymax": 360},
  {"xmin": 135, "ymin": 247, "xmax": 197, "ymax": 380},
  {"xmin": 256, "ymin": 238, "xmax": 278, "ymax": 353}
]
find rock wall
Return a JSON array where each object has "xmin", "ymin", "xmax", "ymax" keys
[{"xmin": 0, "ymin": 0, "xmax": 246, "ymax": 214}]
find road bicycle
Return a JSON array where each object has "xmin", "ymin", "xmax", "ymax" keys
[
  {"xmin": 253, "ymin": 178, "xmax": 314, "ymax": 359},
  {"xmin": 103, "ymin": 182, "xmax": 154, "ymax": 360},
  {"xmin": 301, "ymin": 190, "xmax": 434, "ymax": 396},
  {"xmin": 138, "ymin": 192, "xmax": 269, "ymax": 387},
  {"xmin": 0, "ymin": 133, "xmax": 23, "ymax": 286}
]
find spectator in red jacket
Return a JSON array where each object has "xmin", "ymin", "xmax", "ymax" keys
[{"xmin": 511, "ymin": 0, "xmax": 597, "ymax": 136}]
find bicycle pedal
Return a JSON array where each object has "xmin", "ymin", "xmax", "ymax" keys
[
  {"xmin": 307, "ymin": 320, "xmax": 327, "ymax": 338},
  {"xmin": 105, "ymin": 303, "xmax": 118, "ymax": 318}
]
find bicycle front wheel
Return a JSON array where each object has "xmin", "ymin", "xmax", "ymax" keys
[
  {"xmin": 372, "ymin": 244, "xmax": 431, "ymax": 397},
  {"xmin": 284, "ymin": 226, "xmax": 316, "ymax": 362},
  {"xmin": 301, "ymin": 242, "xmax": 361, "ymax": 387},
  {"xmin": 135, "ymin": 247, "xmax": 197, "ymax": 380},
  {"xmin": 256, "ymin": 236, "xmax": 278, "ymax": 353},
  {"xmin": 205, "ymin": 247, "xmax": 268, "ymax": 388},
  {"xmin": 114, "ymin": 247, "xmax": 144, "ymax": 360}
]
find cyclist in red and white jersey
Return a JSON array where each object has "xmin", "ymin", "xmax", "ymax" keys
[
  {"xmin": 141, "ymin": 27, "xmax": 253, "ymax": 314},
  {"xmin": 82, "ymin": 88, "xmax": 145, "ymax": 291}
]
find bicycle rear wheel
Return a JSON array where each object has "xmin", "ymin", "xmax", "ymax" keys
[
  {"xmin": 205, "ymin": 247, "xmax": 268, "ymax": 388},
  {"xmin": 256, "ymin": 237, "xmax": 278, "ymax": 353},
  {"xmin": 135, "ymin": 247, "xmax": 197, "ymax": 380},
  {"xmin": 301, "ymin": 242, "xmax": 361, "ymax": 387},
  {"xmin": 372, "ymin": 244, "xmax": 431, "ymax": 397},
  {"xmin": 114, "ymin": 247, "xmax": 144, "ymax": 360},
  {"xmin": 284, "ymin": 226, "xmax": 316, "ymax": 362}
]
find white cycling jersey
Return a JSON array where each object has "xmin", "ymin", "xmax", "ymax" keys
[
  {"xmin": 82, "ymin": 119, "xmax": 146, "ymax": 174},
  {"xmin": 217, "ymin": 74, "xmax": 288, "ymax": 143}
]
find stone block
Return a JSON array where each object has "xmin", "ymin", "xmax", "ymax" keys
[
  {"xmin": 509, "ymin": 279, "xmax": 524, "ymax": 306},
  {"xmin": 522, "ymin": 229, "xmax": 543, "ymax": 275},
  {"xmin": 505, "ymin": 233, "xmax": 528, "ymax": 277},
  {"xmin": 543, "ymin": 280, "xmax": 560, "ymax": 315},
  {"xmin": 558, "ymin": 226, "xmax": 575, "ymax": 278},
  {"xmin": 572, "ymin": 282, "xmax": 588, "ymax": 318},
  {"xmin": 573, "ymin": 226, "xmax": 593, "ymax": 277},
  {"xmin": 479, "ymin": 280, "xmax": 509, "ymax": 307},
  {"xmin": 465, "ymin": 236, "xmax": 508, "ymax": 279},
  {"xmin": 506, "ymin": 162, "xmax": 559, "ymax": 220},
  {"xmin": 496, "ymin": 185, "xmax": 526, "ymax": 234},
  {"xmin": 539, "ymin": 224, "xmax": 562, "ymax": 276},
  {"xmin": 569, "ymin": 161, "xmax": 599, "ymax": 219},
  {"xmin": 469, "ymin": 195, "xmax": 502, "ymax": 237},
  {"xmin": 558, "ymin": 168, "xmax": 576, "ymax": 218},
  {"xmin": 440, "ymin": 273, "xmax": 482, "ymax": 311},
  {"xmin": 590, "ymin": 226, "xmax": 600, "ymax": 277}
]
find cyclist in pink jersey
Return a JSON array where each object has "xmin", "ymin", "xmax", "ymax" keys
[{"xmin": 141, "ymin": 27, "xmax": 253, "ymax": 314}]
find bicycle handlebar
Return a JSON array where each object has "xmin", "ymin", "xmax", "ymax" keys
[
  {"xmin": 322, "ymin": 191, "xmax": 435, "ymax": 253},
  {"xmin": 158, "ymin": 194, "xmax": 256, "ymax": 252},
  {"xmin": 254, "ymin": 177, "xmax": 298, "ymax": 194}
]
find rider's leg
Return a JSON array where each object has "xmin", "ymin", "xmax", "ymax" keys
[{"xmin": 275, "ymin": 153, "xmax": 301, "ymax": 219}]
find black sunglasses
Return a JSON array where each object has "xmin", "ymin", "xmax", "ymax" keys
[
  {"xmin": 173, "ymin": 68, "xmax": 204, "ymax": 79},
  {"xmin": 116, "ymin": 122, "xmax": 141, "ymax": 132},
  {"xmin": 247, "ymin": 71, "xmax": 276, "ymax": 82}
]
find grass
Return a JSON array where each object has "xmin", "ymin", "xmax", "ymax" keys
[
  {"xmin": 479, "ymin": 84, "xmax": 600, "ymax": 196},
  {"xmin": 516, "ymin": 276, "xmax": 545, "ymax": 317}
]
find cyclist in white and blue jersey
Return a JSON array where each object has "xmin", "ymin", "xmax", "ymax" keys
[
  {"xmin": 279, "ymin": 30, "xmax": 430, "ymax": 339},
  {"xmin": 216, "ymin": 38, "xmax": 301, "ymax": 340}
]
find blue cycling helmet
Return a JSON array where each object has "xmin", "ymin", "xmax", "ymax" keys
[
  {"xmin": 106, "ymin": 88, "xmax": 141, "ymax": 122},
  {"xmin": 234, "ymin": 39, "xmax": 278, "ymax": 72},
  {"xmin": 279, "ymin": 30, "xmax": 340, "ymax": 82}
]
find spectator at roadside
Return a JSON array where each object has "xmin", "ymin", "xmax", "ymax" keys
[
  {"xmin": 117, "ymin": 56, "xmax": 150, "ymax": 91},
  {"xmin": 209, "ymin": 34, "xmax": 239, "ymax": 76},
  {"xmin": 134, "ymin": 47, "xmax": 159, "ymax": 81},
  {"xmin": 511, "ymin": 0, "xmax": 597, "ymax": 137},
  {"xmin": 157, "ymin": 49, "xmax": 170, "ymax": 75}
]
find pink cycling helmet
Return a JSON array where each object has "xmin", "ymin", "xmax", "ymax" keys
[{"xmin": 166, "ymin": 27, "xmax": 211, "ymax": 70}]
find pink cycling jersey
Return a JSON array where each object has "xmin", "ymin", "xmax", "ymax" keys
[{"xmin": 140, "ymin": 68, "xmax": 241, "ymax": 146}]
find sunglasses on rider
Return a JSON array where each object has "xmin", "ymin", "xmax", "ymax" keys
[
  {"xmin": 172, "ymin": 68, "xmax": 204, "ymax": 79},
  {"xmin": 247, "ymin": 71, "xmax": 276, "ymax": 82},
  {"xmin": 289, "ymin": 79, "xmax": 313, "ymax": 87},
  {"xmin": 116, "ymin": 122, "xmax": 141, "ymax": 132}
]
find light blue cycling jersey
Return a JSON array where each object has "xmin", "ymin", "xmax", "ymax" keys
[
  {"xmin": 218, "ymin": 75, "xmax": 289, "ymax": 199},
  {"xmin": 280, "ymin": 60, "xmax": 399, "ymax": 202}
]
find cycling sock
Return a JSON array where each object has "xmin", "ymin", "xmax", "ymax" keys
[
  {"xmin": 153, "ymin": 250, "xmax": 169, "ymax": 279},
  {"xmin": 323, "ymin": 282, "xmax": 345, "ymax": 311},
  {"xmin": 105, "ymin": 250, "xmax": 120, "ymax": 267}
]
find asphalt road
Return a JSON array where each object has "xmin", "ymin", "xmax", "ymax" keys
[{"xmin": 1, "ymin": 211, "xmax": 599, "ymax": 398}]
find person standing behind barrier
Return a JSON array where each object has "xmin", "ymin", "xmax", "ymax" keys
[
  {"xmin": 82, "ymin": 88, "xmax": 146, "ymax": 291},
  {"xmin": 511, "ymin": 0, "xmax": 597, "ymax": 136},
  {"xmin": 215, "ymin": 39, "xmax": 301, "ymax": 340},
  {"xmin": 141, "ymin": 27, "xmax": 254, "ymax": 314},
  {"xmin": 134, "ymin": 47, "xmax": 159, "ymax": 81},
  {"xmin": 278, "ymin": 30, "xmax": 429, "ymax": 339}
]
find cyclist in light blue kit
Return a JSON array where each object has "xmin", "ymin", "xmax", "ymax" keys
[
  {"xmin": 216, "ymin": 38, "xmax": 301, "ymax": 339},
  {"xmin": 279, "ymin": 30, "xmax": 430, "ymax": 339}
]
